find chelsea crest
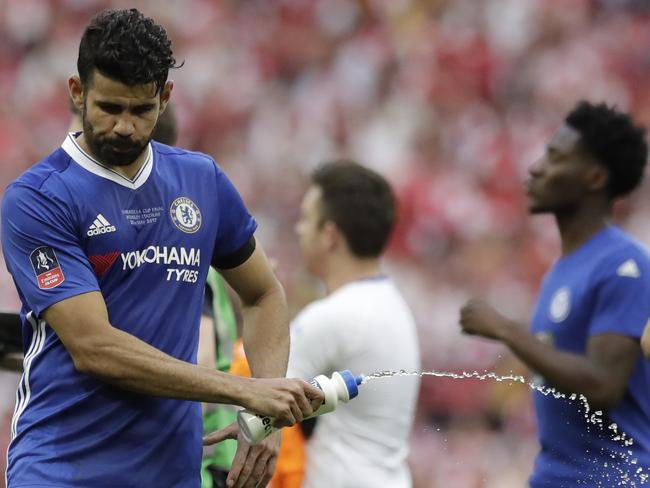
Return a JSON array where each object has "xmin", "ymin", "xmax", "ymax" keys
[
  {"xmin": 549, "ymin": 287, "xmax": 571, "ymax": 323},
  {"xmin": 170, "ymin": 197, "xmax": 202, "ymax": 233}
]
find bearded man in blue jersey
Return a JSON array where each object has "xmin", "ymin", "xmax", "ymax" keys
[
  {"xmin": 1, "ymin": 9, "xmax": 323, "ymax": 488},
  {"xmin": 459, "ymin": 101, "xmax": 650, "ymax": 487}
]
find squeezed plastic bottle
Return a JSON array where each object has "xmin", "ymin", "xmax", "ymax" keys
[{"xmin": 237, "ymin": 370, "xmax": 364, "ymax": 444}]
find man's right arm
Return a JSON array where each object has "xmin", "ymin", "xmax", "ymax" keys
[
  {"xmin": 2, "ymin": 184, "xmax": 320, "ymax": 425},
  {"xmin": 43, "ymin": 290, "xmax": 319, "ymax": 424},
  {"xmin": 460, "ymin": 298, "xmax": 641, "ymax": 410}
]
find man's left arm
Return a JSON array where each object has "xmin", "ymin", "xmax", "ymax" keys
[
  {"xmin": 218, "ymin": 239, "xmax": 289, "ymax": 379},
  {"xmin": 209, "ymin": 160, "xmax": 288, "ymax": 380},
  {"xmin": 214, "ymin": 238, "xmax": 290, "ymax": 488}
]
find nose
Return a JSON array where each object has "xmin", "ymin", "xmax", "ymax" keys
[
  {"xmin": 113, "ymin": 115, "xmax": 136, "ymax": 138},
  {"xmin": 528, "ymin": 157, "xmax": 544, "ymax": 177}
]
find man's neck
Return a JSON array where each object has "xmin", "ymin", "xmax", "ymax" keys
[
  {"xmin": 555, "ymin": 203, "xmax": 610, "ymax": 256},
  {"xmin": 322, "ymin": 255, "xmax": 384, "ymax": 295},
  {"xmin": 76, "ymin": 133, "xmax": 148, "ymax": 181}
]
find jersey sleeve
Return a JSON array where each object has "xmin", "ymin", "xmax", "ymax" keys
[
  {"xmin": 1, "ymin": 184, "xmax": 99, "ymax": 317},
  {"xmin": 589, "ymin": 255, "xmax": 650, "ymax": 339},
  {"xmin": 286, "ymin": 303, "xmax": 338, "ymax": 380},
  {"xmin": 211, "ymin": 164, "xmax": 257, "ymax": 267}
]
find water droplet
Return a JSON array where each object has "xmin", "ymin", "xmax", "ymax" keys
[{"xmin": 362, "ymin": 369, "xmax": 646, "ymax": 485}]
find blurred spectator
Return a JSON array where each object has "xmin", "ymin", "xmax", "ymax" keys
[{"xmin": 287, "ymin": 160, "xmax": 420, "ymax": 488}]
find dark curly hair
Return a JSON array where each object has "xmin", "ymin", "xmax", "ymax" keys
[
  {"xmin": 566, "ymin": 101, "xmax": 648, "ymax": 199},
  {"xmin": 78, "ymin": 9, "xmax": 180, "ymax": 94},
  {"xmin": 312, "ymin": 160, "xmax": 396, "ymax": 258}
]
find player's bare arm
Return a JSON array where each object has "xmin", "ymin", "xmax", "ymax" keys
[
  {"xmin": 198, "ymin": 315, "xmax": 217, "ymax": 373},
  {"xmin": 460, "ymin": 298, "xmax": 640, "ymax": 409},
  {"xmin": 43, "ymin": 290, "xmax": 321, "ymax": 423},
  {"xmin": 642, "ymin": 320, "xmax": 650, "ymax": 360},
  {"xmin": 218, "ymin": 240, "xmax": 324, "ymax": 414},
  {"xmin": 197, "ymin": 314, "xmax": 217, "ymax": 415},
  {"xmin": 213, "ymin": 240, "xmax": 325, "ymax": 488},
  {"xmin": 217, "ymin": 242, "xmax": 288, "ymax": 375}
]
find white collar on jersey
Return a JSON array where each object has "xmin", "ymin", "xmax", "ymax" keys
[{"xmin": 61, "ymin": 132, "xmax": 153, "ymax": 190}]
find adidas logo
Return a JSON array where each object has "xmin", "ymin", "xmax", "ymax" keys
[
  {"xmin": 617, "ymin": 259, "xmax": 640, "ymax": 278},
  {"xmin": 87, "ymin": 214, "xmax": 117, "ymax": 237}
]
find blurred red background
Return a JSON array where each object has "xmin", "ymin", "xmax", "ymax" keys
[{"xmin": 1, "ymin": 1, "xmax": 649, "ymax": 486}]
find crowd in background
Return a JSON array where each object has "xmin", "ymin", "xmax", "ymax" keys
[{"xmin": 1, "ymin": 0, "xmax": 649, "ymax": 486}]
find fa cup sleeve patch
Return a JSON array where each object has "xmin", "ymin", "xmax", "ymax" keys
[{"xmin": 30, "ymin": 246, "xmax": 65, "ymax": 290}]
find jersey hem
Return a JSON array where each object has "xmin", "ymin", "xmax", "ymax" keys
[{"xmin": 10, "ymin": 484, "xmax": 91, "ymax": 487}]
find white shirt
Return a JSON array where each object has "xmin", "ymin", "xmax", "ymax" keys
[{"xmin": 287, "ymin": 277, "xmax": 421, "ymax": 488}]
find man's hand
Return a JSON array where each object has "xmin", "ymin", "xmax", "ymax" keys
[
  {"xmin": 459, "ymin": 298, "xmax": 513, "ymax": 341},
  {"xmin": 204, "ymin": 422, "xmax": 281, "ymax": 488},
  {"xmin": 242, "ymin": 377, "xmax": 324, "ymax": 428}
]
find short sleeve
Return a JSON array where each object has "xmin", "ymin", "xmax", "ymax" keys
[
  {"xmin": 286, "ymin": 303, "xmax": 338, "ymax": 380},
  {"xmin": 589, "ymin": 256, "xmax": 650, "ymax": 339},
  {"xmin": 1, "ymin": 184, "xmax": 99, "ymax": 317},
  {"xmin": 211, "ymin": 165, "xmax": 257, "ymax": 265}
]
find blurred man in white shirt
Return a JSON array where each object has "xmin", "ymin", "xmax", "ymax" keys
[{"xmin": 289, "ymin": 160, "xmax": 421, "ymax": 488}]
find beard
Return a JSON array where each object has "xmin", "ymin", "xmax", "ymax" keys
[{"xmin": 82, "ymin": 109, "xmax": 151, "ymax": 167}]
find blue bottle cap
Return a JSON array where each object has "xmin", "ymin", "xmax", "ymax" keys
[{"xmin": 338, "ymin": 370, "xmax": 362, "ymax": 399}]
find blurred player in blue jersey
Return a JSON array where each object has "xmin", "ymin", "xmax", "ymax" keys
[
  {"xmin": 459, "ymin": 101, "xmax": 650, "ymax": 487},
  {"xmin": 1, "ymin": 8, "xmax": 323, "ymax": 488}
]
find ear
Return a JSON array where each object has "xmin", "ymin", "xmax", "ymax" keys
[
  {"xmin": 68, "ymin": 75, "xmax": 84, "ymax": 114},
  {"xmin": 585, "ymin": 164, "xmax": 609, "ymax": 193},
  {"xmin": 321, "ymin": 221, "xmax": 340, "ymax": 252},
  {"xmin": 159, "ymin": 81, "xmax": 173, "ymax": 114}
]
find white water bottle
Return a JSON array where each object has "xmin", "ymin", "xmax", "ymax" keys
[{"xmin": 237, "ymin": 370, "xmax": 363, "ymax": 444}]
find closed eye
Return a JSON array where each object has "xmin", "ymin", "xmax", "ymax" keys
[
  {"xmin": 96, "ymin": 101, "xmax": 123, "ymax": 115},
  {"xmin": 131, "ymin": 104, "xmax": 156, "ymax": 116},
  {"xmin": 95, "ymin": 102, "xmax": 156, "ymax": 116}
]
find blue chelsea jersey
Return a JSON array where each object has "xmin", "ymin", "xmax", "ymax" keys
[
  {"xmin": 1, "ymin": 134, "xmax": 257, "ymax": 487},
  {"xmin": 529, "ymin": 226, "xmax": 650, "ymax": 487}
]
